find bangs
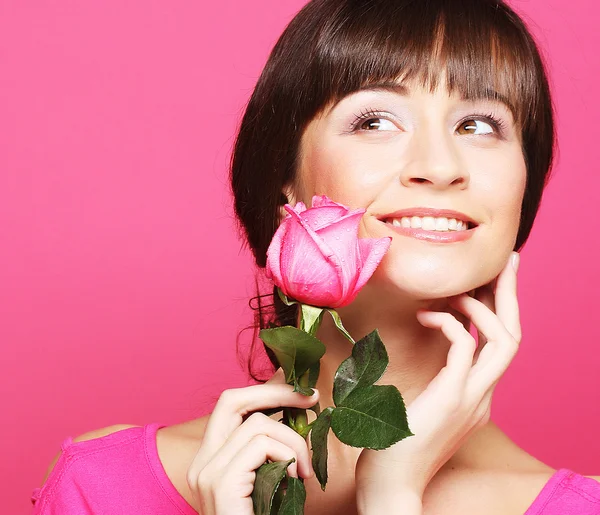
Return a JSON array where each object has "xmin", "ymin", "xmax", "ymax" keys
[{"xmin": 307, "ymin": 0, "xmax": 543, "ymax": 132}]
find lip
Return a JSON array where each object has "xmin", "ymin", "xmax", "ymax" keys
[
  {"xmin": 384, "ymin": 222, "xmax": 476, "ymax": 243},
  {"xmin": 378, "ymin": 208, "xmax": 479, "ymax": 244}
]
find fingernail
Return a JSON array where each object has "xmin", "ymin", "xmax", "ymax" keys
[{"xmin": 511, "ymin": 252, "xmax": 520, "ymax": 273}]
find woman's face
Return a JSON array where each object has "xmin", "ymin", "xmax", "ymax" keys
[{"xmin": 292, "ymin": 74, "xmax": 526, "ymax": 299}]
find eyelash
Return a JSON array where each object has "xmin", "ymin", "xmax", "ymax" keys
[{"xmin": 349, "ymin": 108, "xmax": 508, "ymax": 136}]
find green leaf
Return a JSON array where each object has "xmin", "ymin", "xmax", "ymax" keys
[
  {"xmin": 333, "ymin": 330, "xmax": 388, "ymax": 406},
  {"xmin": 260, "ymin": 326, "xmax": 326, "ymax": 386},
  {"xmin": 252, "ymin": 459, "xmax": 296, "ymax": 515},
  {"xmin": 331, "ymin": 385, "xmax": 413, "ymax": 449},
  {"xmin": 277, "ymin": 477, "xmax": 306, "ymax": 515},
  {"xmin": 300, "ymin": 304, "xmax": 324, "ymax": 335},
  {"xmin": 310, "ymin": 407, "xmax": 334, "ymax": 491},
  {"xmin": 326, "ymin": 309, "xmax": 355, "ymax": 344},
  {"xmin": 271, "ymin": 479, "xmax": 286, "ymax": 514},
  {"xmin": 277, "ymin": 288, "xmax": 298, "ymax": 306}
]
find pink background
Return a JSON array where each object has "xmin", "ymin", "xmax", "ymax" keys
[{"xmin": 1, "ymin": 1, "xmax": 599, "ymax": 513}]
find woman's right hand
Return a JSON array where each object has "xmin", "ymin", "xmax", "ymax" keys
[{"xmin": 186, "ymin": 368, "xmax": 318, "ymax": 514}]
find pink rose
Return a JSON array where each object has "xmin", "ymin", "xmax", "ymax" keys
[{"xmin": 266, "ymin": 195, "xmax": 391, "ymax": 308}]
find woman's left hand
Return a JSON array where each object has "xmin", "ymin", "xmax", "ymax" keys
[{"xmin": 354, "ymin": 252, "xmax": 522, "ymax": 513}]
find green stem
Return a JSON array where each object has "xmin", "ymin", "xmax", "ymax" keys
[{"xmin": 290, "ymin": 370, "xmax": 311, "ymax": 438}]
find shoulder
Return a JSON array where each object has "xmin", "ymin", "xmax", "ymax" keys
[
  {"xmin": 155, "ymin": 416, "xmax": 211, "ymax": 508},
  {"xmin": 156, "ymin": 416, "xmax": 210, "ymax": 472},
  {"xmin": 42, "ymin": 424, "xmax": 139, "ymax": 486},
  {"xmin": 585, "ymin": 476, "xmax": 600, "ymax": 482}
]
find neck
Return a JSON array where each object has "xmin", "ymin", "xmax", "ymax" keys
[
  {"xmin": 315, "ymin": 287, "xmax": 469, "ymax": 407},
  {"xmin": 312, "ymin": 285, "xmax": 497, "ymax": 470}
]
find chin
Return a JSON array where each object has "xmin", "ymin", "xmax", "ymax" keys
[{"xmin": 368, "ymin": 256, "xmax": 484, "ymax": 301}]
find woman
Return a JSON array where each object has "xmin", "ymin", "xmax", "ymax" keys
[{"xmin": 32, "ymin": 0, "xmax": 600, "ymax": 513}]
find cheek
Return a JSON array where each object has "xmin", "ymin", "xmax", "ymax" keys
[
  {"xmin": 296, "ymin": 137, "xmax": 395, "ymax": 207},
  {"xmin": 474, "ymin": 153, "xmax": 527, "ymax": 226}
]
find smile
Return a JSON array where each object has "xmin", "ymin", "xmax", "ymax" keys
[
  {"xmin": 383, "ymin": 217, "xmax": 477, "ymax": 243},
  {"xmin": 386, "ymin": 216, "xmax": 472, "ymax": 232}
]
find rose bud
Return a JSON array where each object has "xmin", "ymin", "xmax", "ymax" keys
[{"xmin": 266, "ymin": 195, "xmax": 391, "ymax": 308}]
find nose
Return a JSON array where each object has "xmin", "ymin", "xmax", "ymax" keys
[{"xmin": 399, "ymin": 122, "xmax": 469, "ymax": 190}]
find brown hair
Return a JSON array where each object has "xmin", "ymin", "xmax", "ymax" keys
[{"xmin": 229, "ymin": 0, "xmax": 556, "ymax": 379}]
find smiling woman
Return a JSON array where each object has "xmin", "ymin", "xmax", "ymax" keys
[
  {"xmin": 29, "ymin": 0, "xmax": 600, "ymax": 514},
  {"xmin": 290, "ymin": 73, "xmax": 527, "ymax": 301},
  {"xmin": 230, "ymin": 0, "xmax": 552, "ymax": 275}
]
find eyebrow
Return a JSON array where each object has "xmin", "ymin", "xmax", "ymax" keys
[{"xmin": 338, "ymin": 81, "xmax": 517, "ymax": 121}]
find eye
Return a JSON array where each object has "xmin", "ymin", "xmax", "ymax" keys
[
  {"xmin": 457, "ymin": 118, "xmax": 493, "ymax": 135},
  {"xmin": 456, "ymin": 113, "xmax": 507, "ymax": 137},
  {"xmin": 357, "ymin": 117, "xmax": 397, "ymax": 131},
  {"xmin": 350, "ymin": 109, "xmax": 400, "ymax": 132}
]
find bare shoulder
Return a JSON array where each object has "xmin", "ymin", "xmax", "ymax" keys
[
  {"xmin": 423, "ymin": 465, "xmax": 558, "ymax": 515},
  {"xmin": 423, "ymin": 422, "xmax": 559, "ymax": 515},
  {"xmin": 155, "ymin": 415, "xmax": 212, "ymax": 511},
  {"xmin": 433, "ymin": 468, "xmax": 600, "ymax": 515},
  {"xmin": 155, "ymin": 415, "xmax": 210, "ymax": 473},
  {"xmin": 42, "ymin": 424, "xmax": 139, "ymax": 485}
]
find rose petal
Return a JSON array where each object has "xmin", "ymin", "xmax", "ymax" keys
[
  {"xmin": 305, "ymin": 197, "xmax": 366, "ymax": 231},
  {"xmin": 265, "ymin": 217, "xmax": 288, "ymax": 287},
  {"xmin": 287, "ymin": 278, "xmax": 341, "ymax": 307},
  {"xmin": 280, "ymin": 205, "xmax": 343, "ymax": 305},
  {"xmin": 311, "ymin": 195, "xmax": 348, "ymax": 209},
  {"xmin": 292, "ymin": 201, "xmax": 307, "ymax": 214},
  {"xmin": 351, "ymin": 236, "xmax": 392, "ymax": 296},
  {"xmin": 303, "ymin": 204, "xmax": 353, "ymax": 231},
  {"xmin": 314, "ymin": 210, "xmax": 365, "ymax": 301}
]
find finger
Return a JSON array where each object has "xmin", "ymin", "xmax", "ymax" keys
[
  {"xmin": 472, "ymin": 283, "xmax": 495, "ymax": 363},
  {"xmin": 203, "ymin": 412, "xmax": 313, "ymax": 479},
  {"xmin": 244, "ymin": 368, "xmax": 291, "ymax": 422},
  {"xmin": 448, "ymin": 293, "xmax": 518, "ymax": 389},
  {"xmin": 494, "ymin": 252, "xmax": 522, "ymax": 343},
  {"xmin": 202, "ymin": 384, "xmax": 319, "ymax": 459},
  {"xmin": 416, "ymin": 310, "xmax": 476, "ymax": 384},
  {"xmin": 224, "ymin": 434, "xmax": 300, "ymax": 481},
  {"xmin": 203, "ymin": 435, "xmax": 301, "ymax": 514}
]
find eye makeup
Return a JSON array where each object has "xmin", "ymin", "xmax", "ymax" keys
[{"xmin": 346, "ymin": 106, "xmax": 510, "ymax": 138}]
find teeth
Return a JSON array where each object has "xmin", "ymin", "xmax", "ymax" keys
[
  {"xmin": 387, "ymin": 216, "xmax": 470, "ymax": 232},
  {"xmin": 422, "ymin": 216, "xmax": 436, "ymax": 230},
  {"xmin": 435, "ymin": 217, "xmax": 449, "ymax": 231}
]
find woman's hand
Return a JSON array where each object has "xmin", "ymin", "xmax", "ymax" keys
[
  {"xmin": 355, "ymin": 252, "xmax": 522, "ymax": 513},
  {"xmin": 186, "ymin": 368, "xmax": 318, "ymax": 515}
]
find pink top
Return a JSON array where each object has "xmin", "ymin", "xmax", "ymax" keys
[{"xmin": 31, "ymin": 423, "xmax": 600, "ymax": 514}]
